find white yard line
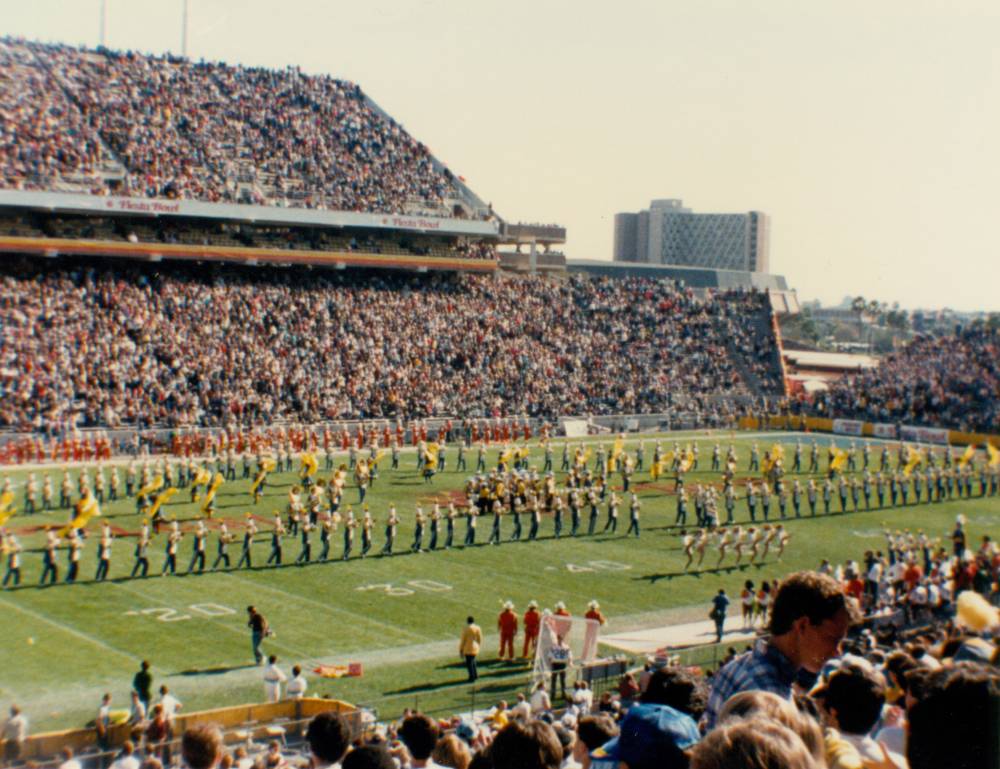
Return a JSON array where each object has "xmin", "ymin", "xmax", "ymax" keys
[
  {"xmin": 0, "ymin": 593, "xmax": 140, "ymax": 664},
  {"xmin": 109, "ymin": 580, "xmax": 317, "ymax": 662},
  {"xmin": 217, "ymin": 571, "xmax": 432, "ymax": 644}
]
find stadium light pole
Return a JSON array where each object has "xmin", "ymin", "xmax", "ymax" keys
[
  {"xmin": 99, "ymin": 0, "xmax": 107, "ymax": 48},
  {"xmin": 181, "ymin": 0, "xmax": 189, "ymax": 58}
]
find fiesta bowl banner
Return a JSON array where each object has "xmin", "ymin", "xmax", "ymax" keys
[
  {"xmin": 832, "ymin": 419, "xmax": 865, "ymax": 436},
  {"xmin": 900, "ymin": 425, "xmax": 950, "ymax": 445}
]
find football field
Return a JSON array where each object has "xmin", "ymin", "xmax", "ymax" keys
[{"xmin": 1, "ymin": 430, "xmax": 997, "ymax": 731}]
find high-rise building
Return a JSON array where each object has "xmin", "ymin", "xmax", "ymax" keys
[{"xmin": 613, "ymin": 199, "xmax": 769, "ymax": 273}]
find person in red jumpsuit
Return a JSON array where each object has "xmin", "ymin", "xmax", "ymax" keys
[
  {"xmin": 585, "ymin": 600, "xmax": 607, "ymax": 626},
  {"xmin": 498, "ymin": 601, "xmax": 518, "ymax": 661},
  {"xmin": 522, "ymin": 600, "xmax": 541, "ymax": 659}
]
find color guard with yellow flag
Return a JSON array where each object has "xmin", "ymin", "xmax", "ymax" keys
[
  {"xmin": 59, "ymin": 493, "xmax": 101, "ymax": 537},
  {"xmin": 148, "ymin": 487, "xmax": 177, "ymax": 526},
  {"xmin": 0, "ymin": 490, "xmax": 16, "ymax": 527},
  {"xmin": 423, "ymin": 443, "xmax": 439, "ymax": 482},
  {"xmin": 201, "ymin": 473, "xmax": 224, "ymax": 516}
]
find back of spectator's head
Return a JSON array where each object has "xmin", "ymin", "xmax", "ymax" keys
[
  {"xmin": 307, "ymin": 711, "xmax": 351, "ymax": 766},
  {"xmin": 813, "ymin": 660, "xmax": 886, "ymax": 736},
  {"xmin": 884, "ymin": 650, "xmax": 917, "ymax": 690},
  {"xmin": 690, "ymin": 717, "xmax": 821, "ymax": 769},
  {"xmin": 907, "ymin": 663, "xmax": 1000, "ymax": 769},
  {"xmin": 575, "ymin": 715, "xmax": 618, "ymax": 752},
  {"xmin": 490, "ymin": 721, "xmax": 562, "ymax": 769},
  {"xmin": 640, "ymin": 667, "xmax": 708, "ymax": 719},
  {"xmin": 399, "ymin": 714, "xmax": 440, "ymax": 761},
  {"xmin": 717, "ymin": 691, "xmax": 823, "ymax": 763},
  {"xmin": 594, "ymin": 703, "xmax": 699, "ymax": 769},
  {"xmin": 573, "ymin": 714, "xmax": 617, "ymax": 769},
  {"xmin": 432, "ymin": 733, "xmax": 472, "ymax": 769},
  {"xmin": 181, "ymin": 725, "xmax": 223, "ymax": 769},
  {"xmin": 551, "ymin": 724, "xmax": 574, "ymax": 762},
  {"xmin": 466, "ymin": 750, "xmax": 493, "ymax": 769},
  {"xmin": 342, "ymin": 745, "xmax": 396, "ymax": 769}
]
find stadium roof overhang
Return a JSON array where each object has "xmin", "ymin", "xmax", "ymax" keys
[{"xmin": 0, "ymin": 190, "xmax": 501, "ymax": 239}]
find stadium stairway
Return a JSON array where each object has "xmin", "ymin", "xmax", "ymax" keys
[{"xmin": 20, "ymin": 41, "xmax": 130, "ymax": 187}]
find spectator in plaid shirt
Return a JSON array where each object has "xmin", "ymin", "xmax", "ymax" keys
[{"xmin": 704, "ymin": 571, "xmax": 861, "ymax": 729}]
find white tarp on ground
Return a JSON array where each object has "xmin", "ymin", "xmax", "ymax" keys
[
  {"xmin": 600, "ymin": 619, "xmax": 757, "ymax": 655},
  {"xmin": 561, "ymin": 419, "xmax": 590, "ymax": 438}
]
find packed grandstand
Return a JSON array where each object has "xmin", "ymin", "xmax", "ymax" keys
[{"xmin": 1, "ymin": 33, "xmax": 999, "ymax": 769}]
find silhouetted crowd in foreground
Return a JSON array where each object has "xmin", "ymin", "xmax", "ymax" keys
[{"xmin": 10, "ymin": 569, "xmax": 996, "ymax": 769}]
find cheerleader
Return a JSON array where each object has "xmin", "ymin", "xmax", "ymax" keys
[
  {"xmin": 740, "ymin": 580, "xmax": 756, "ymax": 629},
  {"xmin": 681, "ymin": 529, "xmax": 695, "ymax": 572}
]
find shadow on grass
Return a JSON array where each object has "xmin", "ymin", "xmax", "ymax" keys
[
  {"xmin": 386, "ymin": 664, "xmax": 529, "ymax": 695},
  {"xmin": 634, "ymin": 562, "xmax": 757, "ymax": 583},
  {"xmin": 174, "ymin": 664, "xmax": 256, "ymax": 676}
]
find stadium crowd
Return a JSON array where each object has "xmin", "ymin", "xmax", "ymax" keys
[
  {"xmin": 0, "ymin": 257, "xmax": 783, "ymax": 433},
  {"xmin": 804, "ymin": 325, "xmax": 1000, "ymax": 434},
  {"xmin": 0, "ymin": 39, "xmax": 464, "ymax": 216}
]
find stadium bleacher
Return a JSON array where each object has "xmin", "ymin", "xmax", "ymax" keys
[
  {"xmin": 0, "ymin": 38, "xmax": 483, "ymax": 219},
  {"xmin": 0, "ymin": 256, "xmax": 784, "ymax": 433},
  {"xmin": 799, "ymin": 325, "xmax": 1000, "ymax": 433}
]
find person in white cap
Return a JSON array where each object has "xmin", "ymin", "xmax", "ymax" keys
[
  {"xmin": 498, "ymin": 601, "xmax": 518, "ymax": 661},
  {"xmin": 523, "ymin": 600, "xmax": 541, "ymax": 658},
  {"xmin": 585, "ymin": 601, "xmax": 606, "ymax": 625}
]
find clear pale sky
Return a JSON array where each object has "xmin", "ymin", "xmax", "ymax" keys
[{"xmin": 5, "ymin": 0, "xmax": 999, "ymax": 310}]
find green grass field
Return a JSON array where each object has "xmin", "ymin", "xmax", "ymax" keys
[{"xmin": 1, "ymin": 430, "xmax": 998, "ymax": 731}]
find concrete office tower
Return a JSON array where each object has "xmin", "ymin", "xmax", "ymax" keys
[{"xmin": 614, "ymin": 199, "xmax": 769, "ymax": 273}]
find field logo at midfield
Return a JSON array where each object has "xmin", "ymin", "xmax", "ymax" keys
[{"xmin": 355, "ymin": 580, "xmax": 453, "ymax": 597}]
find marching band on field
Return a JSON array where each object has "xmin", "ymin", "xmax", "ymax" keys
[{"xmin": 1, "ymin": 436, "xmax": 997, "ymax": 587}]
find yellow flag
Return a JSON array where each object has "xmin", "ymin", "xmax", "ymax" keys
[
  {"xmin": 0, "ymin": 491, "xmax": 16, "ymax": 526},
  {"xmin": 651, "ymin": 451, "xmax": 675, "ymax": 481},
  {"xmin": 987, "ymin": 443, "xmax": 1000, "ymax": 467},
  {"xmin": 149, "ymin": 487, "xmax": 177, "ymax": 518},
  {"xmin": 679, "ymin": 449, "xmax": 695, "ymax": 473},
  {"xmin": 830, "ymin": 449, "xmax": 848, "ymax": 473},
  {"xmin": 903, "ymin": 449, "xmax": 924, "ymax": 477},
  {"xmin": 201, "ymin": 473, "xmax": 224, "ymax": 512},
  {"xmin": 59, "ymin": 495, "xmax": 101, "ymax": 536},
  {"xmin": 958, "ymin": 444, "xmax": 976, "ymax": 467},
  {"xmin": 193, "ymin": 468, "xmax": 212, "ymax": 487},
  {"xmin": 137, "ymin": 475, "xmax": 164, "ymax": 498},
  {"xmin": 373, "ymin": 449, "xmax": 388, "ymax": 465},
  {"xmin": 609, "ymin": 438, "xmax": 624, "ymax": 471},
  {"xmin": 299, "ymin": 453, "xmax": 318, "ymax": 478}
]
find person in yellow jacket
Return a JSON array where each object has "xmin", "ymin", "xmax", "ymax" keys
[{"xmin": 459, "ymin": 616, "xmax": 483, "ymax": 682}]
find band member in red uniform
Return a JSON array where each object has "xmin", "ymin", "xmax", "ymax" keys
[
  {"xmin": 584, "ymin": 600, "xmax": 607, "ymax": 626},
  {"xmin": 522, "ymin": 600, "xmax": 541, "ymax": 659},
  {"xmin": 498, "ymin": 601, "xmax": 518, "ymax": 661}
]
